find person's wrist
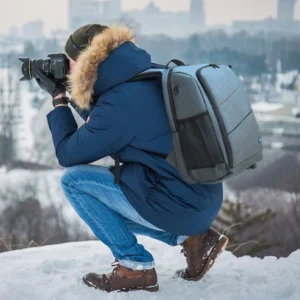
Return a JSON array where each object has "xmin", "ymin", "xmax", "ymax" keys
[
  {"xmin": 54, "ymin": 92, "xmax": 66, "ymax": 100},
  {"xmin": 52, "ymin": 96, "xmax": 70, "ymax": 108}
]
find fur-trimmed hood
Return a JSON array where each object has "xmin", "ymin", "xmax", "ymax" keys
[{"xmin": 67, "ymin": 25, "xmax": 151, "ymax": 110}]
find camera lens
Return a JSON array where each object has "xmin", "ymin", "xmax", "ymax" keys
[
  {"xmin": 19, "ymin": 58, "xmax": 32, "ymax": 81},
  {"xmin": 19, "ymin": 54, "xmax": 69, "ymax": 82}
]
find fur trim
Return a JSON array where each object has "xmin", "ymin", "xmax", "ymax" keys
[{"xmin": 67, "ymin": 25, "xmax": 136, "ymax": 110}]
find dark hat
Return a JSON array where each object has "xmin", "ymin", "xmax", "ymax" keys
[{"xmin": 65, "ymin": 24, "xmax": 109, "ymax": 61}]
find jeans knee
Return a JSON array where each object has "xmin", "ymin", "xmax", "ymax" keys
[
  {"xmin": 60, "ymin": 166, "xmax": 82, "ymax": 189},
  {"xmin": 59, "ymin": 165, "xmax": 112, "ymax": 193}
]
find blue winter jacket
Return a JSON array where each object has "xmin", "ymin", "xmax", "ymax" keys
[{"xmin": 47, "ymin": 25, "xmax": 223, "ymax": 236}]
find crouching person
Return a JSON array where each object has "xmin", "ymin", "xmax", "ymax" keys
[{"xmin": 35, "ymin": 24, "xmax": 228, "ymax": 293}]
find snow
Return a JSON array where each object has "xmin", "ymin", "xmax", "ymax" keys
[
  {"xmin": 273, "ymin": 127, "xmax": 285, "ymax": 135},
  {"xmin": 292, "ymin": 107, "xmax": 300, "ymax": 117},
  {"xmin": 276, "ymin": 70, "xmax": 299, "ymax": 92},
  {"xmin": 252, "ymin": 102, "xmax": 284, "ymax": 113},
  {"xmin": 1, "ymin": 237, "xmax": 300, "ymax": 300},
  {"xmin": 271, "ymin": 142, "xmax": 284, "ymax": 149}
]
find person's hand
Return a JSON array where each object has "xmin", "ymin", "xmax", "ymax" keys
[{"xmin": 34, "ymin": 69, "xmax": 66, "ymax": 99}]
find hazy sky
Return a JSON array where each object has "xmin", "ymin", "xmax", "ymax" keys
[{"xmin": 1, "ymin": 0, "xmax": 300, "ymax": 34}]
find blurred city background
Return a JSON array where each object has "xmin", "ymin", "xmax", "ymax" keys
[{"xmin": 0, "ymin": 0, "xmax": 300, "ymax": 259}]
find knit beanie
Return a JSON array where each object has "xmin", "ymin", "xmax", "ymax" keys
[{"xmin": 65, "ymin": 24, "xmax": 109, "ymax": 61}]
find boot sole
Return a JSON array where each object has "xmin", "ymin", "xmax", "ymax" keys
[
  {"xmin": 82, "ymin": 276, "xmax": 159, "ymax": 293},
  {"xmin": 184, "ymin": 235, "xmax": 229, "ymax": 282}
]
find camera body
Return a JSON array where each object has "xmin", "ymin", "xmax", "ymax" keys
[{"xmin": 19, "ymin": 53, "xmax": 70, "ymax": 82}]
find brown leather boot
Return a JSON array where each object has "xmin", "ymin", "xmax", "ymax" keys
[
  {"xmin": 175, "ymin": 228, "xmax": 229, "ymax": 281},
  {"xmin": 83, "ymin": 263, "xmax": 159, "ymax": 293}
]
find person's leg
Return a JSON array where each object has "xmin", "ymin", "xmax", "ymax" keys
[
  {"xmin": 60, "ymin": 165, "xmax": 155, "ymax": 270},
  {"xmin": 61, "ymin": 164, "xmax": 187, "ymax": 244},
  {"xmin": 124, "ymin": 219, "xmax": 187, "ymax": 246}
]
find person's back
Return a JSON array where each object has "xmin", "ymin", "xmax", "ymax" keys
[
  {"xmin": 112, "ymin": 78, "xmax": 224, "ymax": 235},
  {"xmin": 36, "ymin": 24, "xmax": 228, "ymax": 293}
]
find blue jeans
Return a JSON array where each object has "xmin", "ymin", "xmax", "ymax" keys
[{"xmin": 60, "ymin": 165, "xmax": 187, "ymax": 270}]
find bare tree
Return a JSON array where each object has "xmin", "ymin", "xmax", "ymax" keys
[
  {"xmin": 285, "ymin": 194, "xmax": 300, "ymax": 252},
  {"xmin": 0, "ymin": 174, "xmax": 91, "ymax": 253},
  {"xmin": 0, "ymin": 57, "xmax": 22, "ymax": 169},
  {"xmin": 213, "ymin": 195, "xmax": 277, "ymax": 257}
]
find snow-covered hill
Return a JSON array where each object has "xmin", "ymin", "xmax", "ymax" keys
[{"xmin": 1, "ymin": 236, "xmax": 300, "ymax": 300}]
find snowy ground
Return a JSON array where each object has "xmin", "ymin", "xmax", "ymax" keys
[{"xmin": 0, "ymin": 237, "xmax": 300, "ymax": 300}]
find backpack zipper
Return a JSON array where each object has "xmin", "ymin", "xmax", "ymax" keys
[{"xmin": 167, "ymin": 68, "xmax": 179, "ymax": 132}]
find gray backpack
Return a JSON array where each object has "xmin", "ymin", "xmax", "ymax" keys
[{"xmin": 114, "ymin": 60, "xmax": 263, "ymax": 185}]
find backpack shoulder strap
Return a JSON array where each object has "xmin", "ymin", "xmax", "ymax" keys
[
  {"xmin": 128, "ymin": 68, "xmax": 166, "ymax": 82},
  {"xmin": 114, "ymin": 66, "xmax": 167, "ymax": 184},
  {"xmin": 128, "ymin": 59, "xmax": 185, "ymax": 83}
]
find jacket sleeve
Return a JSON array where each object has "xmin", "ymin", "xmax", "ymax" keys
[
  {"xmin": 46, "ymin": 99, "xmax": 133, "ymax": 168},
  {"xmin": 69, "ymin": 99, "xmax": 89, "ymax": 121}
]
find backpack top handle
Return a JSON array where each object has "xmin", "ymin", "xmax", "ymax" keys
[{"xmin": 166, "ymin": 59, "xmax": 186, "ymax": 68}]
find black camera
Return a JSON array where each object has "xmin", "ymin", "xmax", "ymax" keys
[{"xmin": 19, "ymin": 53, "xmax": 70, "ymax": 82}]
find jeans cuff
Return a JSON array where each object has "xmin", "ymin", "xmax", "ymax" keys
[
  {"xmin": 177, "ymin": 236, "xmax": 188, "ymax": 245},
  {"xmin": 118, "ymin": 259, "xmax": 155, "ymax": 270}
]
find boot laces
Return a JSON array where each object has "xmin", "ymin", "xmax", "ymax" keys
[
  {"xmin": 181, "ymin": 248, "xmax": 187, "ymax": 257},
  {"xmin": 111, "ymin": 259, "xmax": 119, "ymax": 267},
  {"xmin": 111, "ymin": 259, "xmax": 121, "ymax": 274}
]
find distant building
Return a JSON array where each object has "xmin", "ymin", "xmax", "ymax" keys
[
  {"xmin": 68, "ymin": 0, "xmax": 206, "ymax": 37},
  {"xmin": 69, "ymin": 0, "xmax": 122, "ymax": 31},
  {"xmin": 69, "ymin": 0, "xmax": 102, "ymax": 31},
  {"xmin": 102, "ymin": 0, "xmax": 121, "ymax": 19},
  {"xmin": 9, "ymin": 27, "xmax": 20, "ymax": 38},
  {"xmin": 123, "ymin": 0, "xmax": 207, "ymax": 37},
  {"xmin": 191, "ymin": 0, "xmax": 206, "ymax": 29},
  {"xmin": 50, "ymin": 29, "xmax": 70, "ymax": 45},
  {"xmin": 233, "ymin": 17, "xmax": 300, "ymax": 35},
  {"xmin": 233, "ymin": 0, "xmax": 299, "ymax": 35},
  {"xmin": 277, "ymin": 0, "xmax": 297, "ymax": 21},
  {"xmin": 22, "ymin": 21, "xmax": 44, "ymax": 40}
]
